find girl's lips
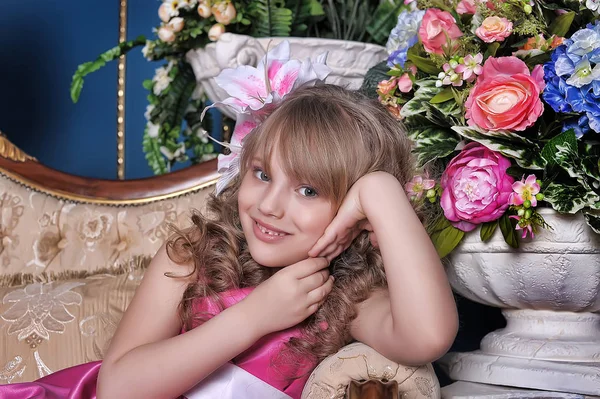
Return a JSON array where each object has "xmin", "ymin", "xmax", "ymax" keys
[{"xmin": 253, "ymin": 220, "xmax": 289, "ymax": 243}]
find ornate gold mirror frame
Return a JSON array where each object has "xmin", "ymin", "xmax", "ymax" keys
[{"xmin": 117, "ymin": 0, "xmax": 128, "ymax": 180}]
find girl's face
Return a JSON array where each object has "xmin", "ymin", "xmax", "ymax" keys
[{"xmin": 238, "ymin": 151, "xmax": 337, "ymax": 267}]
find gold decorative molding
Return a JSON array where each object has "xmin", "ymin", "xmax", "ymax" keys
[
  {"xmin": 0, "ymin": 133, "xmax": 37, "ymax": 163},
  {"xmin": 116, "ymin": 0, "xmax": 128, "ymax": 180},
  {"xmin": 0, "ymin": 166, "xmax": 218, "ymax": 206}
]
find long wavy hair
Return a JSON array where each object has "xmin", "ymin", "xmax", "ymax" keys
[{"xmin": 166, "ymin": 84, "xmax": 419, "ymax": 373}]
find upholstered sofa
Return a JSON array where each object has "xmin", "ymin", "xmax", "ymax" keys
[{"xmin": 0, "ymin": 133, "xmax": 440, "ymax": 398}]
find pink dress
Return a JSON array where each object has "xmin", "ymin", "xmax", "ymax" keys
[{"xmin": 0, "ymin": 287, "xmax": 316, "ymax": 399}]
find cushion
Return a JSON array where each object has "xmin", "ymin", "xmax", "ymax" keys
[
  {"xmin": 0, "ymin": 257, "xmax": 149, "ymax": 384},
  {"xmin": 301, "ymin": 342, "xmax": 440, "ymax": 399}
]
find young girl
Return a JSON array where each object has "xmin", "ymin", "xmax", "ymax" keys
[{"xmin": 0, "ymin": 45, "xmax": 457, "ymax": 399}]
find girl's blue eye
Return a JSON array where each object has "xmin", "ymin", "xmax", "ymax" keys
[
  {"xmin": 299, "ymin": 186, "xmax": 318, "ymax": 197},
  {"xmin": 253, "ymin": 168, "xmax": 270, "ymax": 182}
]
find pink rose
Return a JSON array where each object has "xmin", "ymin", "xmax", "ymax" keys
[
  {"xmin": 377, "ymin": 77, "xmax": 398, "ymax": 96},
  {"xmin": 418, "ymin": 9, "xmax": 463, "ymax": 55},
  {"xmin": 475, "ymin": 16, "xmax": 513, "ymax": 43},
  {"xmin": 464, "ymin": 56, "xmax": 545, "ymax": 131},
  {"xmin": 397, "ymin": 73, "xmax": 413, "ymax": 93},
  {"xmin": 441, "ymin": 143, "xmax": 514, "ymax": 232},
  {"xmin": 457, "ymin": 0, "xmax": 477, "ymax": 14}
]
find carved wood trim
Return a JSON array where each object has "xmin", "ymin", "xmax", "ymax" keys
[{"xmin": 0, "ymin": 155, "xmax": 218, "ymax": 205}]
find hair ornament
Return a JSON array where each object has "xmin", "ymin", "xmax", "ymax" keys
[{"xmin": 203, "ymin": 40, "xmax": 332, "ymax": 194}]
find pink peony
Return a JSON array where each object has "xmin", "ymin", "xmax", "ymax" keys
[
  {"xmin": 464, "ymin": 56, "xmax": 545, "ymax": 131},
  {"xmin": 440, "ymin": 143, "xmax": 514, "ymax": 232},
  {"xmin": 475, "ymin": 16, "xmax": 513, "ymax": 43},
  {"xmin": 418, "ymin": 9, "xmax": 463, "ymax": 55}
]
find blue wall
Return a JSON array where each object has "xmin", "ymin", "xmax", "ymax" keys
[{"xmin": 0, "ymin": 0, "xmax": 169, "ymax": 179}]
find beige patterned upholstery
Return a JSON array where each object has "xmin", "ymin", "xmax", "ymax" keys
[{"xmin": 0, "ymin": 175, "xmax": 211, "ymax": 276}]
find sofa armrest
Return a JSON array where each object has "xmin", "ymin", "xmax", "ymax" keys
[{"xmin": 302, "ymin": 342, "xmax": 440, "ymax": 399}]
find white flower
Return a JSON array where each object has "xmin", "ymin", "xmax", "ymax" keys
[
  {"xmin": 144, "ymin": 104, "xmax": 155, "ymax": 121},
  {"xmin": 141, "ymin": 41, "xmax": 155, "ymax": 61},
  {"xmin": 159, "ymin": 1, "xmax": 178, "ymax": 21},
  {"xmin": 147, "ymin": 122, "xmax": 160, "ymax": 138},
  {"xmin": 197, "ymin": 3, "xmax": 212, "ymax": 18},
  {"xmin": 208, "ymin": 23, "xmax": 226, "ymax": 41},
  {"xmin": 168, "ymin": 17, "xmax": 185, "ymax": 33},
  {"xmin": 566, "ymin": 56, "xmax": 600, "ymax": 87},
  {"xmin": 212, "ymin": 1, "xmax": 237, "ymax": 25},
  {"xmin": 158, "ymin": 26, "xmax": 176, "ymax": 43},
  {"xmin": 587, "ymin": 0, "xmax": 600, "ymax": 12},
  {"xmin": 178, "ymin": 0, "xmax": 197, "ymax": 9},
  {"xmin": 196, "ymin": 128, "xmax": 209, "ymax": 143},
  {"xmin": 160, "ymin": 143, "xmax": 186, "ymax": 161},
  {"xmin": 152, "ymin": 62, "xmax": 174, "ymax": 96}
]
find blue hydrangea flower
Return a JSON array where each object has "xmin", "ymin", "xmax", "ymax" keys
[
  {"xmin": 386, "ymin": 10, "xmax": 425, "ymax": 68},
  {"xmin": 543, "ymin": 21, "xmax": 600, "ymax": 135}
]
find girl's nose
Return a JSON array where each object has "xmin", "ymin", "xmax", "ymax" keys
[{"xmin": 258, "ymin": 186, "xmax": 285, "ymax": 219}]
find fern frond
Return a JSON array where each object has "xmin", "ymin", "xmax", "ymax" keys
[
  {"xmin": 247, "ymin": 0, "xmax": 293, "ymax": 37},
  {"xmin": 70, "ymin": 36, "xmax": 146, "ymax": 103}
]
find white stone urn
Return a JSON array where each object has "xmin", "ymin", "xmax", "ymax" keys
[
  {"xmin": 440, "ymin": 208, "xmax": 600, "ymax": 396},
  {"xmin": 185, "ymin": 33, "xmax": 387, "ymax": 119}
]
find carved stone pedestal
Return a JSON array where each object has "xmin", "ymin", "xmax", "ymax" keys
[
  {"xmin": 439, "ymin": 351, "xmax": 600, "ymax": 396},
  {"xmin": 443, "ymin": 209, "xmax": 600, "ymax": 395},
  {"xmin": 441, "ymin": 381, "xmax": 594, "ymax": 399}
]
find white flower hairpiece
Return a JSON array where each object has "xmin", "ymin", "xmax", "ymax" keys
[{"xmin": 203, "ymin": 40, "xmax": 331, "ymax": 194}]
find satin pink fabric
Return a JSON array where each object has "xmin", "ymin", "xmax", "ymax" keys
[{"xmin": 0, "ymin": 287, "xmax": 314, "ymax": 399}]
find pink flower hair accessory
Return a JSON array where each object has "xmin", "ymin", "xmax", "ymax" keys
[{"xmin": 202, "ymin": 40, "xmax": 332, "ymax": 194}]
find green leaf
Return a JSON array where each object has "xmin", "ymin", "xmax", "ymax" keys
[
  {"xmin": 143, "ymin": 130, "xmax": 168, "ymax": 175},
  {"xmin": 407, "ymin": 47, "xmax": 441, "ymax": 75},
  {"xmin": 499, "ymin": 213, "xmax": 519, "ymax": 249},
  {"xmin": 430, "ymin": 87, "xmax": 454, "ymax": 104},
  {"xmin": 366, "ymin": 0, "xmax": 404, "ymax": 44},
  {"xmin": 142, "ymin": 79, "xmax": 154, "ymax": 91},
  {"xmin": 480, "ymin": 221, "xmax": 498, "ymax": 242},
  {"xmin": 451, "ymin": 126, "xmax": 546, "ymax": 169},
  {"xmin": 287, "ymin": 0, "xmax": 324, "ymax": 36},
  {"xmin": 543, "ymin": 182, "xmax": 600, "ymax": 214},
  {"xmin": 549, "ymin": 11, "xmax": 575, "ymax": 37},
  {"xmin": 584, "ymin": 212, "xmax": 600, "ymax": 234},
  {"xmin": 247, "ymin": 0, "xmax": 294, "ymax": 37},
  {"xmin": 70, "ymin": 36, "xmax": 146, "ymax": 103},
  {"xmin": 405, "ymin": 116, "xmax": 460, "ymax": 166},
  {"xmin": 541, "ymin": 129, "xmax": 578, "ymax": 168},
  {"xmin": 360, "ymin": 61, "xmax": 390, "ymax": 98},
  {"xmin": 401, "ymin": 80, "xmax": 444, "ymax": 118},
  {"xmin": 430, "ymin": 223, "xmax": 465, "ymax": 258},
  {"xmin": 485, "ymin": 42, "xmax": 500, "ymax": 58}
]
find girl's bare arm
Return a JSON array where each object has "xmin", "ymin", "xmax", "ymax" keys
[
  {"xmin": 310, "ymin": 172, "xmax": 458, "ymax": 365},
  {"xmin": 97, "ymin": 245, "xmax": 262, "ymax": 399}
]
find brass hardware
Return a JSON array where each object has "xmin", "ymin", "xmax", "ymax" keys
[
  {"xmin": 0, "ymin": 132, "xmax": 37, "ymax": 163},
  {"xmin": 117, "ymin": 0, "xmax": 128, "ymax": 180}
]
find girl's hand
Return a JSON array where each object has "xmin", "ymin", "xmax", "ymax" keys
[
  {"xmin": 243, "ymin": 257, "xmax": 333, "ymax": 335},
  {"xmin": 309, "ymin": 173, "xmax": 388, "ymax": 260}
]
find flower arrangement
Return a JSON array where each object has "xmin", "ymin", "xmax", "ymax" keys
[
  {"xmin": 71, "ymin": 0, "xmax": 407, "ymax": 174},
  {"xmin": 363, "ymin": 0, "xmax": 600, "ymax": 256}
]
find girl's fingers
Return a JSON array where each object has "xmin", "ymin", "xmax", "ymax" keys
[
  {"xmin": 299, "ymin": 269, "xmax": 330, "ymax": 291},
  {"xmin": 307, "ymin": 276, "xmax": 334, "ymax": 305}
]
